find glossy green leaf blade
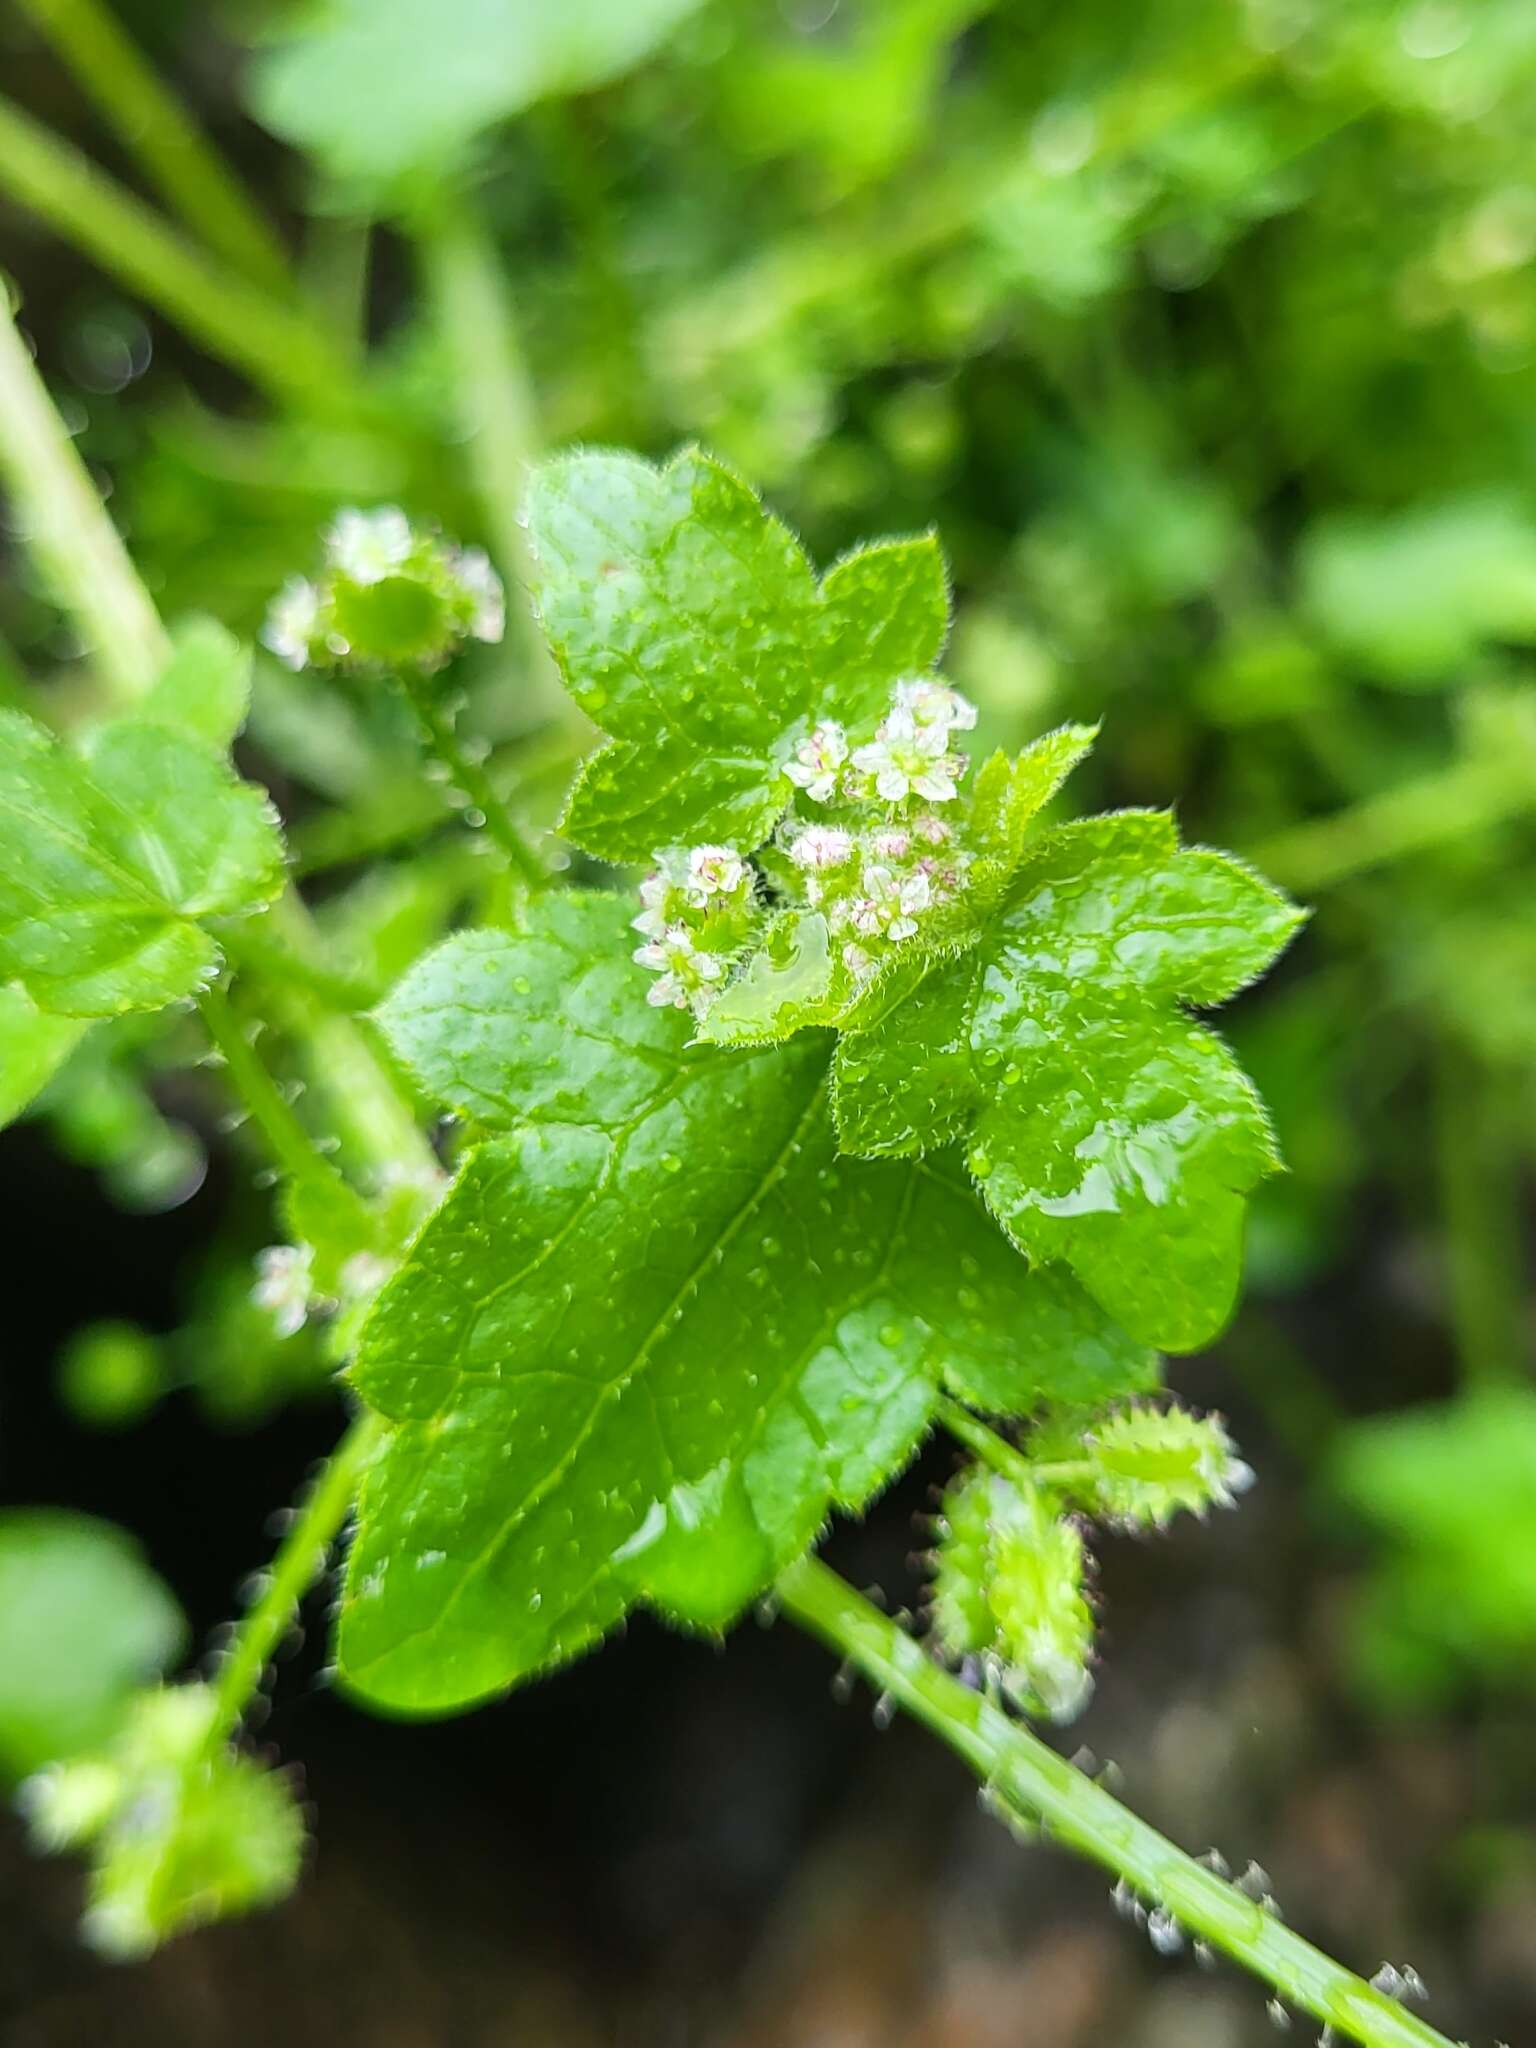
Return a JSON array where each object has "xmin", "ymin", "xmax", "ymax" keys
[
  {"xmin": 558, "ymin": 735, "xmax": 789, "ymax": 867},
  {"xmin": 834, "ymin": 813, "xmax": 1302, "ymax": 1350},
  {"xmin": 343, "ymin": 893, "xmax": 1154, "ymax": 1712},
  {"xmin": 0, "ymin": 711, "xmax": 284, "ymax": 1017},
  {"xmin": 819, "ymin": 536, "xmax": 950, "ymax": 724},
  {"xmin": 0, "ymin": 984, "xmax": 85, "ymax": 1130},
  {"xmin": 251, "ymin": 0, "xmax": 706, "ymax": 187},
  {"xmin": 528, "ymin": 447, "xmax": 954, "ymax": 863},
  {"xmin": 375, "ymin": 893, "xmax": 690, "ymax": 1131}
]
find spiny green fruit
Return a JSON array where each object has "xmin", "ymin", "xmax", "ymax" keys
[
  {"xmin": 1083, "ymin": 1403, "xmax": 1254, "ymax": 1530},
  {"xmin": 930, "ymin": 1467, "xmax": 1096, "ymax": 1722},
  {"xmin": 930, "ymin": 1464, "xmax": 998, "ymax": 1659}
]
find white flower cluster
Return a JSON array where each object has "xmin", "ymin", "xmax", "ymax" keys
[
  {"xmin": 783, "ymin": 677, "xmax": 976, "ymax": 810},
  {"xmin": 631, "ymin": 843, "xmax": 757, "ymax": 1014},
  {"xmin": 262, "ymin": 506, "xmax": 505, "ymax": 674},
  {"xmin": 777, "ymin": 677, "xmax": 978, "ymax": 981},
  {"xmin": 786, "ymin": 809, "xmax": 972, "ymax": 978},
  {"xmin": 627, "ymin": 675, "xmax": 979, "ymax": 1019}
]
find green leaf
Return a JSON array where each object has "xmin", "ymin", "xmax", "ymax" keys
[
  {"xmin": 0, "ymin": 710, "xmax": 285, "ymax": 1016},
  {"xmin": 1300, "ymin": 493, "xmax": 1536, "ymax": 687},
  {"xmin": 343, "ymin": 893, "xmax": 1155, "ymax": 1712},
  {"xmin": 251, "ymin": 0, "xmax": 707, "ymax": 188},
  {"xmin": 696, "ymin": 909, "xmax": 834, "ymax": 1047},
  {"xmin": 140, "ymin": 618, "xmax": 252, "ymax": 753},
  {"xmin": 528, "ymin": 448, "xmax": 950, "ymax": 862},
  {"xmin": 834, "ymin": 813, "xmax": 1304, "ymax": 1350},
  {"xmin": 0, "ymin": 1512, "xmax": 186, "ymax": 1778},
  {"xmin": 0, "ymin": 984, "xmax": 85, "ymax": 1130},
  {"xmin": 1330, "ymin": 1392, "xmax": 1536, "ymax": 1703}
]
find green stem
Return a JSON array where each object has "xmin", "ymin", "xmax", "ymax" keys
[
  {"xmin": 261, "ymin": 893, "xmax": 440, "ymax": 1181},
  {"xmin": 195, "ymin": 981, "xmax": 351, "ymax": 1204},
  {"xmin": 777, "ymin": 1556, "xmax": 1457, "ymax": 2048},
  {"xmin": 1252, "ymin": 755, "xmax": 1536, "ymax": 894},
  {"xmin": 1435, "ymin": 1040, "xmax": 1528, "ymax": 1389},
  {"xmin": 12, "ymin": 0, "xmax": 289, "ymax": 296},
  {"xmin": 0, "ymin": 304, "xmax": 433, "ymax": 1183},
  {"xmin": 219, "ymin": 922, "xmax": 382, "ymax": 1015},
  {"xmin": 397, "ymin": 666, "xmax": 545, "ymax": 886},
  {"xmin": 935, "ymin": 1396, "xmax": 1046, "ymax": 1493},
  {"xmin": 206, "ymin": 1409, "xmax": 387, "ymax": 1748},
  {"xmin": 414, "ymin": 197, "xmax": 562, "ymax": 711},
  {"xmin": 0, "ymin": 294, "xmax": 168, "ymax": 700},
  {"xmin": 0, "ymin": 96, "xmax": 350, "ymax": 408}
]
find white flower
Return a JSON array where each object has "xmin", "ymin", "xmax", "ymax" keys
[
  {"xmin": 852, "ymin": 709, "xmax": 964, "ymax": 805},
  {"xmin": 325, "ymin": 506, "xmax": 413, "ymax": 586},
  {"xmin": 252, "ymin": 1244, "xmax": 313, "ymax": 1339},
  {"xmin": 340, "ymin": 1250, "xmax": 392, "ymax": 1301},
  {"xmin": 685, "ymin": 844, "xmax": 748, "ymax": 905},
  {"xmin": 912, "ymin": 811, "xmax": 952, "ymax": 846},
  {"xmin": 857, "ymin": 862, "xmax": 932, "ymax": 942},
  {"xmin": 454, "ymin": 546, "xmax": 505, "ymax": 643},
  {"xmin": 868, "ymin": 826, "xmax": 912, "ymax": 861},
  {"xmin": 895, "ymin": 677, "xmax": 978, "ymax": 733},
  {"xmin": 788, "ymin": 825, "xmax": 855, "ymax": 871},
  {"xmin": 633, "ymin": 925, "xmax": 725, "ymax": 1013},
  {"xmin": 783, "ymin": 721, "xmax": 848, "ymax": 804},
  {"xmin": 262, "ymin": 577, "xmax": 321, "ymax": 671},
  {"xmin": 842, "ymin": 942, "xmax": 875, "ymax": 978},
  {"xmin": 632, "ymin": 852, "xmax": 690, "ymax": 938}
]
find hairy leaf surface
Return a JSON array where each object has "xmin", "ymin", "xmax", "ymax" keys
[
  {"xmin": 834, "ymin": 813, "xmax": 1304, "ymax": 1350},
  {"xmin": 0, "ymin": 711, "xmax": 284, "ymax": 1016},
  {"xmin": 527, "ymin": 448, "xmax": 948, "ymax": 861},
  {"xmin": 344, "ymin": 894, "xmax": 1155, "ymax": 1711}
]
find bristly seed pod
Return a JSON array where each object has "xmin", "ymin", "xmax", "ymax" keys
[
  {"xmin": 930, "ymin": 1466, "xmax": 1096, "ymax": 1723},
  {"xmin": 1082, "ymin": 1402, "xmax": 1255, "ymax": 1529}
]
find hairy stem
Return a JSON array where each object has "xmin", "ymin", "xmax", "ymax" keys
[
  {"xmin": 935, "ymin": 1395, "xmax": 1047, "ymax": 1492},
  {"xmin": 260, "ymin": 893, "xmax": 439, "ymax": 1181},
  {"xmin": 12, "ymin": 0, "xmax": 290, "ymax": 295},
  {"xmin": 0, "ymin": 294, "xmax": 168, "ymax": 699},
  {"xmin": 776, "ymin": 1556, "xmax": 1456, "ymax": 2048},
  {"xmin": 220, "ymin": 921, "xmax": 382, "ymax": 1016},
  {"xmin": 0, "ymin": 96, "xmax": 349, "ymax": 408},
  {"xmin": 0, "ymin": 317, "xmax": 435, "ymax": 1180},
  {"xmin": 414, "ymin": 198, "xmax": 562, "ymax": 712},
  {"xmin": 194, "ymin": 980, "xmax": 353, "ymax": 1201},
  {"xmin": 206, "ymin": 1410, "xmax": 387, "ymax": 1748},
  {"xmin": 396, "ymin": 666, "xmax": 546, "ymax": 886}
]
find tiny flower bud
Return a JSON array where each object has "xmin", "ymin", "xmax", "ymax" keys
[
  {"xmin": 262, "ymin": 509, "xmax": 506, "ymax": 676},
  {"xmin": 252, "ymin": 1244, "xmax": 313, "ymax": 1339}
]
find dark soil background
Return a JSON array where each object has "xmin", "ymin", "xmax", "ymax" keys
[{"xmin": 4, "ymin": 1118, "xmax": 1534, "ymax": 2046}]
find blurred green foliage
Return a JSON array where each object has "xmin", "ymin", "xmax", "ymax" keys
[{"xmin": 1, "ymin": 0, "xmax": 1535, "ymax": 1750}]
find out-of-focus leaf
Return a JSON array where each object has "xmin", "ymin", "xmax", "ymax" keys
[
  {"xmin": 0, "ymin": 1513, "xmax": 186, "ymax": 1778},
  {"xmin": 251, "ymin": 0, "xmax": 707, "ymax": 187},
  {"xmin": 1300, "ymin": 495, "xmax": 1536, "ymax": 686}
]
